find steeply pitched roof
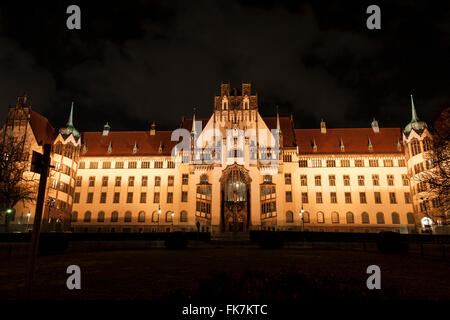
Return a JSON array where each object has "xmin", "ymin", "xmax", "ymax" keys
[
  {"xmin": 81, "ymin": 131, "xmax": 178, "ymax": 156},
  {"xmin": 295, "ymin": 128, "xmax": 403, "ymax": 154},
  {"xmin": 263, "ymin": 116, "xmax": 296, "ymax": 148},
  {"xmin": 29, "ymin": 111, "xmax": 57, "ymax": 145}
]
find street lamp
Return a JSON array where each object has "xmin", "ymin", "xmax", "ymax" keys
[
  {"xmin": 171, "ymin": 212, "xmax": 174, "ymax": 231},
  {"xmin": 420, "ymin": 196, "xmax": 432, "ymax": 233},
  {"xmin": 26, "ymin": 212, "xmax": 31, "ymax": 231},
  {"xmin": 157, "ymin": 205, "xmax": 161, "ymax": 231},
  {"xmin": 299, "ymin": 205, "xmax": 304, "ymax": 232}
]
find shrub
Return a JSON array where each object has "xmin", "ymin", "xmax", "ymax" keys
[
  {"xmin": 39, "ymin": 233, "xmax": 69, "ymax": 255},
  {"xmin": 165, "ymin": 232, "xmax": 189, "ymax": 249},
  {"xmin": 259, "ymin": 232, "xmax": 284, "ymax": 249},
  {"xmin": 377, "ymin": 231, "xmax": 409, "ymax": 254}
]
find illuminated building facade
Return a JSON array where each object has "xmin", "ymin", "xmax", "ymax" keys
[{"xmin": 1, "ymin": 83, "xmax": 441, "ymax": 234}]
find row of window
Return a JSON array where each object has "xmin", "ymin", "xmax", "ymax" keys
[
  {"xmin": 409, "ymin": 138, "xmax": 432, "ymax": 157},
  {"xmin": 74, "ymin": 191, "xmax": 188, "ymax": 204},
  {"xmin": 76, "ymin": 174, "xmax": 189, "ymax": 187},
  {"xmin": 72, "ymin": 210, "xmax": 188, "ymax": 223},
  {"xmin": 296, "ymin": 191, "xmax": 411, "ymax": 204},
  {"xmin": 286, "ymin": 211, "xmax": 415, "ymax": 225},
  {"xmin": 298, "ymin": 158, "xmax": 406, "ymax": 168},
  {"xmin": 283, "ymin": 174, "xmax": 409, "ymax": 187},
  {"xmin": 78, "ymin": 160, "xmax": 175, "ymax": 170}
]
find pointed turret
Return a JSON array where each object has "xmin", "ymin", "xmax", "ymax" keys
[
  {"xmin": 59, "ymin": 101, "xmax": 80, "ymax": 139},
  {"xmin": 404, "ymin": 94, "xmax": 428, "ymax": 135},
  {"xmin": 276, "ymin": 106, "xmax": 281, "ymax": 134},
  {"xmin": 371, "ymin": 117, "xmax": 379, "ymax": 133},
  {"xmin": 66, "ymin": 102, "xmax": 74, "ymax": 127},
  {"xmin": 191, "ymin": 108, "xmax": 197, "ymax": 135},
  {"xmin": 410, "ymin": 94, "xmax": 418, "ymax": 122}
]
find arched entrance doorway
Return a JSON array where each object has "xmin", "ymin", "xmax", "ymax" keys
[{"xmin": 220, "ymin": 164, "xmax": 251, "ymax": 232}]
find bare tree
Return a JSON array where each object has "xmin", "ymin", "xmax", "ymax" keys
[
  {"xmin": 0, "ymin": 131, "xmax": 37, "ymax": 232},
  {"xmin": 419, "ymin": 107, "xmax": 450, "ymax": 224}
]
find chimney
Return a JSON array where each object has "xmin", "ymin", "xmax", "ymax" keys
[
  {"xmin": 371, "ymin": 118, "xmax": 379, "ymax": 133},
  {"xmin": 320, "ymin": 119, "xmax": 326, "ymax": 134},
  {"xmin": 150, "ymin": 122, "xmax": 156, "ymax": 135},
  {"xmin": 102, "ymin": 122, "xmax": 110, "ymax": 136}
]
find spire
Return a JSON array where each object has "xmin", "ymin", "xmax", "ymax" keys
[
  {"xmin": 368, "ymin": 138, "xmax": 373, "ymax": 151},
  {"xmin": 276, "ymin": 106, "xmax": 281, "ymax": 133},
  {"xmin": 339, "ymin": 138, "xmax": 345, "ymax": 152},
  {"xmin": 371, "ymin": 117, "xmax": 379, "ymax": 133},
  {"xmin": 133, "ymin": 141, "xmax": 138, "ymax": 154},
  {"xmin": 191, "ymin": 107, "xmax": 196, "ymax": 135},
  {"xmin": 67, "ymin": 102, "xmax": 74, "ymax": 127},
  {"xmin": 410, "ymin": 94, "xmax": 418, "ymax": 122}
]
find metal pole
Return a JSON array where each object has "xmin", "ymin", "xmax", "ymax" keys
[{"xmin": 25, "ymin": 144, "xmax": 51, "ymax": 299}]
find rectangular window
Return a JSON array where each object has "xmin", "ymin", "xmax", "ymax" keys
[
  {"xmin": 89, "ymin": 162, "xmax": 98, "ymax": 169},
  {"xmin": 102, "ymin": 161, "xmax": 111, "ymax": 169},
  {"xmin": 326, "ymin": 160, "xmax": 336, "ymax": 167},
  {"xmin": 128, "ymin": 176, "xmax": 135, "ymax": 187},
  {"xmin": 168, "ymin": 175, "xmax": 174, "ymax": 186},
  {"xmin": 154, "ymin": 161, "xmax": 163, "ymax": 169},
  {"xmin": 402, "ymin": 174, "xmax": 409, "ymax": 186},
  {"xmin": 167, "ymin": 192, "xmax": 173, "ymax": 203},
  {"xmin": 300, "ymin": 175, "xmax": 307, "ymax": 186},
  {"xmin": 78, "ymin": 162, "xmax": 85, "ymax": 169},
  {"xmin": 387, "ymin": 175, "xmax": 394, "ymax": 186},
  {"xmin": 360, "ymin": 192, "xmax": 367, "ymax": 203},
  {"xmin": 312, "ymin": 159, "xmax": 322, "ymax": 167},
  {"xmin": 302, "ymin": 192, "xmax": 308, "ymax": 203},
  {"xmin": 299, "ymin": 160, "xmax": 308, "ymax": 167},
  {"xmin": 155, "ymin": 176, "xmax": 161, "ymax": 186},
  {"xmin": 181, "ymin": 191, "xmax": 188, "ymax": 202},
  {"xmin": 127, "ymin": 192, "xmax": 133, "ymax": 203},
  {"xmin": 354, "ymin": 159, "xmax": 364, "ymax": 167},
  {"xmin": 102, "ymin": 176, "xmax": 108, "ymax": 187},
  {"xmin": 113, "ymin": 192, "xmax": 120, "ymax": 203},
  {"xmin": 100, "ymin": 192, "xmax": 106, "ymax": 203},
  {"xmin": 141, "ymin": 161, "xmax": 150, "ymax": 169},
  {"xmin": 88, "ymin": 176, "xmax": 95, "ymax": 187},
  {"xmin": 128, "ymin": 161, "xmax": 137, "ymax": 169},
  {"xmin": 343, "ymin": 175, "xmax": 350, "ymax": 186},
  {"xmin": 140, "ymin": 192, "xmax": 147, "ymax": 203},
  {"xmin": 141, "ymin": 176, "xmax": 148, "ymax": 187},
  {"xmin": 74, "ymin": 192, "xmax": 80, "ymax": 203},
  {"xmin": 315, "ymin": 175, "xmax": 321, "ymax": 186},
  {"xmin": 384, "ymin": 159, "xmax": 394, "ymax": 167},
  {"xmin": 154, "ymin": 192, "xmax": 160, "ymax": 203},
  {"xmin": 285, "ymin": 191, "xmax": 292, "ymax": 202},
  {"xmin": 358, "ymin": 175, "xmax": 365, "ymax": 186},
  {"xmin": 115, "ymin": 176, "xmax": 121, "ymax": 187},
  {"xmin": 167, "ymin": 161, "xmax": 175, "ymax": 168},
  {"xmin": 398, "ymin": 159, "xmax": 406, "ymax": 167},
  {"xmin": 345, "ymin": 192, "xmax": 352, "ymax": 203},
  {"xmin": 182, "ymin": 174, "xmax": 189, "ymax": 185},
  {"xmin": 115, "ymin": 161, "xmax": 124, "ymax": 169},
  {"xmin": 284, "ymin": 173, "xmax": 291, "ymax": 184},
  {"xmin": 369, "ymin": 159, "xmax": 379, "ymax": 167},
  {"xmin": 389, "ymin": 192, "xmax": 397, "ymax": 204},
  {"xmin": 87, "ymin": 192, "xmax": 93, "ymax": 203},
  {"xmin": 329, "ymin": 175, "xmax": 336, "ymax": 186},
  {"xmin": 374, "ymin": 192, "xmax": 381, "ymax": 204},
  {"xmin": 76, "ymin": 176, "xmax": 82, "ymax": 187},
  {"xmin": 372, "ymin": 174, "xmax": 379, "ymax": 186},
  {"xmin": 330, "ymin": 192, "xmax": 337, "ymax": 203},
  {"xmin": 340, "ymin": 159, "xmax": 350, "ymax": 167},
  {"xmin": 404, "ymin": 192, "xmax": 411, "ymax": 204},
  {"xmin": 316, "ymin": 192, "xmax": 323, "ymax": 204}
]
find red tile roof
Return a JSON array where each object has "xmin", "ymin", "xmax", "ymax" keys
[
  {"xmin": 81, "ymin": 131, "xmax": 179, "ymax": 156},
  {"xmin": 29, "ymin": 111, "xmax": 56, "ymax": 145},
  {"xmin": 263, "ymin": 117, "xmax": 296, "ymax": 148},
  {"xmin": 295, "ymin": 128, "xmax": 403, "ymax": 154}
]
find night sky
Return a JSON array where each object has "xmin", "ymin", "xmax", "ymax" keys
[{"xmin": 0, "ymin": 0, "xmax": 448, "ymax": 132}]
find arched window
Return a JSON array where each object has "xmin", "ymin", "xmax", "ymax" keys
[
  {"xmin": 124, "ymin": 211, "xmax": 132, "ymax": 223},
  {"xmin": 152, "ymin": 211, "xmax": 159, "ymax": 222},
  {"xmin": 97, "ymin": 211, "xmax": 105, "ymax": 222},
  {"xmin": 111, "ymin": 211, "xmax": 119, "ymax": 222},
  {"xmin": 346, "ymin": 212, "xmax": 354, "ymax": 224},
  {"xmin": 286, "ymin": 211, "xmax": 293, "ymax": 223},
  {"xmin": 410, "ymin": 139, "xmax": 421, "ymax": 156},
  {"xmin": 361, "ymin": 212, "xmax": 369, "ymax": 224},
  {"xmin": 225, "ymin": 168, "xmax": 247, "ymax": 202},
  {"xmin": 303, "ymin": 211, "xmax": 310, "ymax": 223},
  {"xmin": 83, "ymin": 211, "xmax": 91, "ymax": 222},
  {"xmin": 166, "ymin": 211, "xmax": 173, "ymax": 222},
  {"xmin": 407, "ymin": 212, "xmax": 415, "ymax": 224},
  {"xmin": 180, "ymin": 211, "xmax": 188, "ymax": 222},
  {"xmin": 391, "ymin": 212, "xmax": 400, "ymax": 224},
  {"xmin": 331, "ymin": 212, "xmax": 339, "ymax": 224},
  {"xmin": 138, "ymin": 211, "xmax": 146, "ymax": 222},
  {"xmin": 317, "ymin": 211, "xmax": 325, "ymax": 223},
  {"xmin": 71, "ymin": 211, "xmax": 78, "ymax": 222},
  {"xmin": 376, "ymin": 212, "xmax": 385, "ymax": 224}
]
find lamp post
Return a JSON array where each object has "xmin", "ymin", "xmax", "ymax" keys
[
  {"xmin": 420, "ymin": 196, "xmax": 432, "ymax": 233},
  {"xmin": 157, "ymin": 205, "xmax": 161, "ymax": 232},
  {"xmin": 171, "ymin": 212, "xmax": 174, "ymax": 231},
  {"xmin": 299, "ymin": 205, "xmax": 304, "ymax": 232},
  {"xmin": 26, "ymin": 212, "xmax": 31, "ymax": 232}
]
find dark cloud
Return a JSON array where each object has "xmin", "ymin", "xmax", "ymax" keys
[{"xmin": 0, "ymin": 0, "xmax": 448, "ymax": 132}]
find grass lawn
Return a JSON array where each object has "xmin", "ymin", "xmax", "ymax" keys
[{"xmin": 1, "ymin": 247, "xmax": 449, "ymax": 301}]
